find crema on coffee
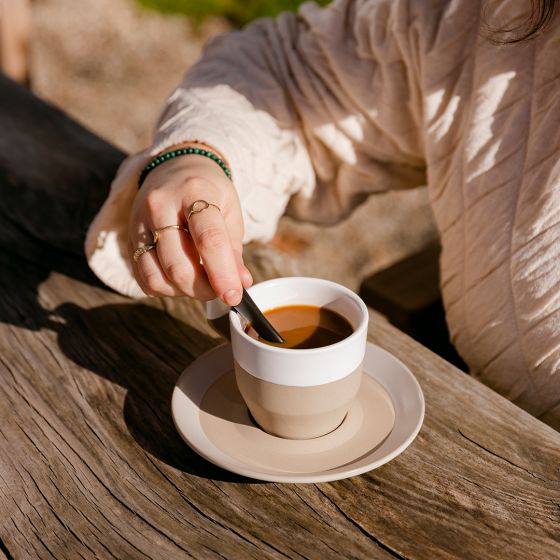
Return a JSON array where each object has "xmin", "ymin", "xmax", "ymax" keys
[{"xmin": 244, "ymin": 304, "xmax": 353, "ymax": 349}]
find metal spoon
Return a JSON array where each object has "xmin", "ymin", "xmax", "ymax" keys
[{"xmin": 232, "ymin": 289, "xmax": 285, "ymax": 344}]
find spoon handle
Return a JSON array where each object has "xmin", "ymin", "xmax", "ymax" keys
[{"xmin": 233, "ymin": 289, "xmax": 285, "ymax": 344}]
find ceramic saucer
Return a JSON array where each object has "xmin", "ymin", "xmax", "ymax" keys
[{"xmin": 172, "ymin": 343, "xmax": 424, "ymax": 483}]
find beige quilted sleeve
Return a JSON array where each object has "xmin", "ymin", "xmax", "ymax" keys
[{"xmin": 85, "ymin": 0, "xmax": 427, "ymax": 297}]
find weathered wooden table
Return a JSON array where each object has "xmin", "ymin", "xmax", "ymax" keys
[{"xmin": 1, "ymin": 76, "xmax": 559, "ymax": 560}]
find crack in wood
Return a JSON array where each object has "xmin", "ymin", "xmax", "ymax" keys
[
  {"xmin": 146, "ymin": 459, "xmax": 289, "ymax": 559},
  {"xmin": 457, "ymin": 429, "xmax": 558, "ymax": 483},
  {"xmin": 315, "ymin": 487, "xmax": 408, "ymax": 560},
  {"xmin": 452, "ymin": 468, "xmax": 560, "ymax": 515},
  {"xmin": 11, "ymin": 517, "xmax": 57, "ymax": 560},
  {"xmin": 289, "ymin": 486, "xmax": 342, "ymax": 532},
  {"xmin": 24, "ymin": 468, "xmax": 100, "ymax": 560},
  {"xmin": 23, "ymin": 414, "xmax": 182, "ymax": 558},
  {"xmin": 0, "ymin": 537, "xmax": 15, "ymax": 560}
]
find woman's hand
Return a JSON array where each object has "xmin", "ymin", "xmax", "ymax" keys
[{"xmin": 128, "ymin": 152, "xmax": 253, "ymax": 305}]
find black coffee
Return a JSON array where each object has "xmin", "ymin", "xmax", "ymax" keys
[{"xmin": 244, "ymin": 304, "xmax": 353, "ymax": 349}]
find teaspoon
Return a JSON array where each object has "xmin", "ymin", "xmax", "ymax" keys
[{"xmin": 232, "ymin": 289, "xmax": 285, "ymax": 344}]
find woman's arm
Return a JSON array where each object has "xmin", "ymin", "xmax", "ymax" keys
[
  {"xmin": 155, "ymin": 0, "xmax": 427, "ymax": 238},
  {"xmin": 86, "ymin": 0, "xmax": 427, "ymax": 300}
]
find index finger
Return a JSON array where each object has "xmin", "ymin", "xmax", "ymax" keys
[{"xmin": 185, "ymin": 200, "xmax": 243, "ymax": 306}]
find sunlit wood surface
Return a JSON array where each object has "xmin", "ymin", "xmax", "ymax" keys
[{"xmin": 1, "ymin": 75, "xmax": 559, "ymax": 560}]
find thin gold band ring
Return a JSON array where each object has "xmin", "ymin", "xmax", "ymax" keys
[{"xmin": 152, "ymin": 224, "xmax": 189, "ymax": 244}]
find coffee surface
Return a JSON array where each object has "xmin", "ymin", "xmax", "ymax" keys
[{"xmin": 244, "ymin": 305, "xmax": 353, "ymax": 349}]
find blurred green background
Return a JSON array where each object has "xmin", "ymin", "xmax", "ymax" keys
[{"xmin": 137, "ymin": 0, "xmax": 331, "ymax": 27}]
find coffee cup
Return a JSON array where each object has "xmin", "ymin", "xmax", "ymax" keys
[{"xmin": 207, "ymin": 277, "xmax": 369, "ymax": 440}]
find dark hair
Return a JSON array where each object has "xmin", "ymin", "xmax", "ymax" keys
[{"xmin": 491, "ymin": 0, "xmax": 558, "ymax": 43}]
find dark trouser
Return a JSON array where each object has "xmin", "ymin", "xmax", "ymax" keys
[{"xmin": 0, "ymin": 73, "xmax": 124, "ymax": 263}]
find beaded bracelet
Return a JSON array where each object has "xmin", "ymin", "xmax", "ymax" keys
[{"xmin": 138, "ymin": 146, "xmax": 232, "ymax": 188}]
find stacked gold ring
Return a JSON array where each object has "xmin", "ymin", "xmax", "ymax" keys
[
  {"xmin": 133, "ymin": 200, "xmax": 221, "ymax": 262},
  {"xmin": 133, "ymin": 225, "xmax": 189, "ymax": 261},
  {"xmin": 133, "ymin": 243, "xmax": 157, "ymax": 261}
]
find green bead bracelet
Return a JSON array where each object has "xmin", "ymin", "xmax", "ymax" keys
[{"xmin": 138, "ymin": 147, "xmax": 232, "ymax": 188}]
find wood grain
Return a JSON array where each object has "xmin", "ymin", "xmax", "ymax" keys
[
  {"xmin": 0, "ymin": 253, "xmax": 398, "ymax": 560},
  {"xmin": 2, "ymin": 251, "xmax": 559, "ymax": 560},
  {"xmin": 1, "ymin": 75, "xmax": 559, "ymax": 560}
]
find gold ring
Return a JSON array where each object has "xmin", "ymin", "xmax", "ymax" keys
[
  {"xmin": 152, "ymin": 224, "xmax": 189, "ymax": 244},
  {"xmin": 133, "ymin": 243, "xmax": 157, "ymax": 261},
  {"xmin": 186, "ymin": 200, "xmax": 221, "ymax": 222},
  {"xmin": 134, "ymin": 224, "xmax": 189, "ymax": 262}
]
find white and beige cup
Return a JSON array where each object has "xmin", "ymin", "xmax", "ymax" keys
[{"xmin": 209, "ymin": 277, "xmax": 369, "ymax": 440}]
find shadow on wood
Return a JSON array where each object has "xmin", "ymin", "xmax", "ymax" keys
[
  {"xmin": 0, "ymin": 73, "xmax": 122, "ymax": 259},
  {"xmin": 0, "ymin": 75, "xmax": 249, "ymax": 482},
  {"xmin": 360, "ymin": 242, "xmax": 467, "ymax": 371}
]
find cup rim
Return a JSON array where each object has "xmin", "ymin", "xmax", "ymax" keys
[{"xmin": 229, "ymin": 276, "xmax": 369, "ymax": 354}]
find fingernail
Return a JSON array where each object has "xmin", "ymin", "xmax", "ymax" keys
[
  {"xmin": 223, "ymin": 289, "xmax": 241, "ymax": 306},
  {"xmin": 242, "ymin": 268, "xmax": 253, "ymax": 287}
]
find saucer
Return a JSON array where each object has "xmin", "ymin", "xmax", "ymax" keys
[{"xmin": 172, "ymin": 343, "xmax": 424, "ymax": 483}]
